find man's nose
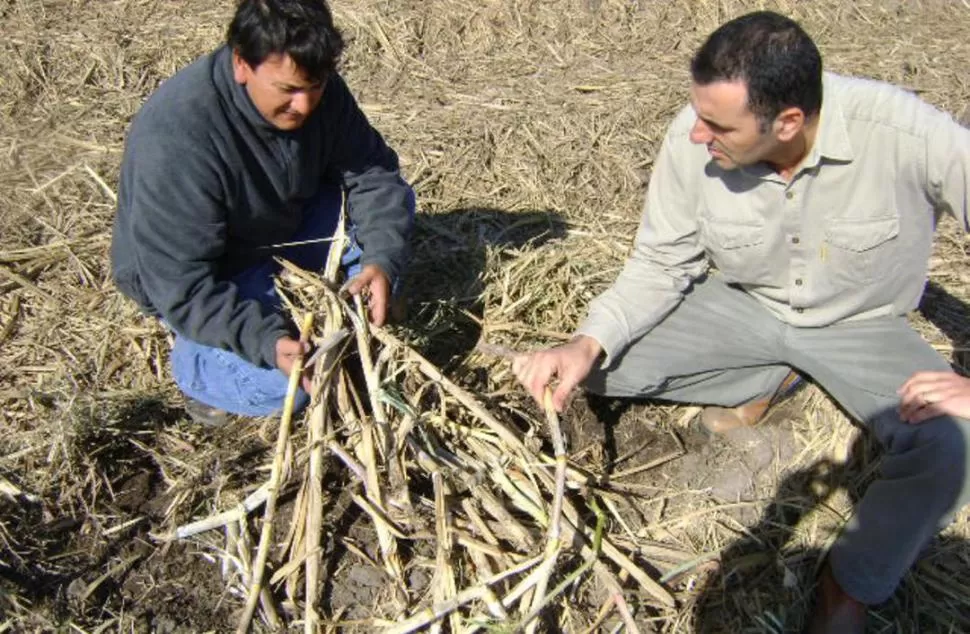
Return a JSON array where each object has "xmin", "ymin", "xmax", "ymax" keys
[
  {"xmin": 689, "ymin": 118, "xmax": 713, "ymax": 145},
  {"xmin": 290, "ymin": 91, "xmax": 312, "ymax": 115}
]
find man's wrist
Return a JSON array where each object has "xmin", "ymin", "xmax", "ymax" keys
[{"xmin": 571, "ymin": 334, "xmax": 603, "ymax": 363}]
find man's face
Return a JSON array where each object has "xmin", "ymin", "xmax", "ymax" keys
[
  {"xmin": 688, "ymin": 80, "xmax": 777, "ymax": 170},
  {"xmin": 233, "ymin": 52, "xmax": 325, "ymax": 131}
]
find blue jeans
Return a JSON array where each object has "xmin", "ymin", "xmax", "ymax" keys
[{"xmin": 170, "ymin": 184, "xmax": 415, "ymax": 416}]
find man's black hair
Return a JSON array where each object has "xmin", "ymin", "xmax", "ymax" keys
[
  {"xmin": 691, "ymin": 11, "xmax": 822, "ymax": 125},
  {"xmin": 228, "ymin": 0, "xmax": 344, "ymax": 81}
]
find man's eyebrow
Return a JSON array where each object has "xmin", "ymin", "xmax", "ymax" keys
[
  {"xmin": 274, "ymin": 80, "xmax": 324, "ymax": 91},
  {"xmin": 689, "ymin": 99, "xmax": 731, "ymax": 130},
  {"xmin": 699, "ymin": 114, "xmax": 731, "ymax": 130}
]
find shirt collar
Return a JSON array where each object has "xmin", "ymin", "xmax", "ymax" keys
[{"xmin": 804, "ymin": 73, "xmax": 855, "ymax": 167}]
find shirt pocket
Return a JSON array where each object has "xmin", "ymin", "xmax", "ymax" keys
[
  {"xmin": 823, "ymin": 215, "xmax": 899, "ymax": 285},
  {"xmin": 700, "ymin": 218, "xmax": 772, "ymax": 284}
]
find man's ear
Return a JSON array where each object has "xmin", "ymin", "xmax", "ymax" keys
[
  {"xmin": 232, "ymin": 50, "xmax": 250, "ymax": 85},
  {"xmin": 773, "ymin": 106, "xmax": 805, "ymax": 142}
]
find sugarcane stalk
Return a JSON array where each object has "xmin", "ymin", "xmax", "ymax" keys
[
  {"xmin": 514, "ymin": 494, "xmax": 609, "ymax": 631},
  {"xmin": 524, "ymin": 388, "xmax": 568, "ymax": 632},
  {"xmin": 174, "ymin": 483, "xmax": 271, "ymax": 539},
  {"xmin": 307, "ymin": 202, "xmax": 346, "ymax": 626},
  {"xmin": 463, "ymin": 547, "xmax": 508, "ymax": 620},
  {"xmin": 372, "ymin": 329, "xmax": 528, "ymax": 452},
  {"xmin": 349, "ymin": 298, "xmax": 405, "ymax": 600},
  {"xmin": 355, "ymin": 303, "xmax": 411, "ymax": 515},
  {"xmin": 283, "ymin": 479, "xmax": 308, "ymax": 604},
  {"xmin": 304, "ymin": 397, "xmax": 327, "ymax": 633},
  {"xmin": 430, "ymin": 471, "xmax": 460, "ymax": 633},
  {"xmin": 460, "ymin": 498, "xmax": 501, "ymax": 546},
  {"xmin": 328, "ymin": 440, "xmax": 368, "ymax": 481},
  {"xmin": 381, "ymin": 555, "xmax": 544, "ymax": 634},
  {"xmin": 305, "ymin": 285, "xmax": 345, "ymax": 633},
  {"xmin": 236, "ymin": 312, "xmax": 313, "ymax": 634},
  {"xmin": 480, "ymin": 440, "xmax": 673, "ymax": 611},
  {"xmin": 227, "ymin": 520, "xmax": 282, "ymax": 629},
  {"xmin": 469, "ymin": 485, "xmax": 536, "ymax": 551}
]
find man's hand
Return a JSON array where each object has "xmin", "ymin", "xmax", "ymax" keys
[
  {"xmin": 344, "ymin": 263, "xmax": 391, "ymax": 326},
  {"xmin": 898, "ymin": 371, "xmax": 970, "ymax": 423},
  {"xmin": 511, "ymin": 335, "xmax": 603, "ymax": 412},
  {"xmin": 276, "ymin": 336, "xmax": 312, "ymax": 392}
]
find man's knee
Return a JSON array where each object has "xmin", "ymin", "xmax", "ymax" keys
[
  {"xmin": 171, "ymin": 336, "xmax": 306, "ymax": 417},
  {"xmin": 893, "ymin": 416, "xmax": 970, "ymax": 512}
]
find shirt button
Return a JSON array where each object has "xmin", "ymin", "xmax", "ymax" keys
[
  {"xmin": 785, "ymin": 191, "xmax": 794, "ymax": 200},
  {"xmin": 794, "ymin": 278, "xmax": 803, "ymax": 286},
  {"xmin": 791, "ymin": 236, "xmax": 800, "ymax": 244}
]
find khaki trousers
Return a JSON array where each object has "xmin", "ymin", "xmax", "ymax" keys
[{"xmin": 586, "ymin": 274, "xmax": 970, "ymax": 604}]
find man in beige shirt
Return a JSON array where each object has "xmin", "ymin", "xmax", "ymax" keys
[{"xmin": 513, "ymin": 11, "xmax": 970, "ymax": 633}]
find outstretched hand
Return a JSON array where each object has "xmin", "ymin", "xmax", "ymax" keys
[
  {"xmin": 343, "ymin": 263, "xmax": 391, "ymax": 326},
  {"xmin": 898, "ymin": 371, "xmax": 970, "ymax": 423},
  {"xmin": 511, "ymin": 335, "xmax": 603, "ymax": 412}
]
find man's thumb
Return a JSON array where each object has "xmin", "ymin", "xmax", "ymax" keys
[{"xmin": 342, "ymin": 275, "xmax": 365, "ymax": 296}]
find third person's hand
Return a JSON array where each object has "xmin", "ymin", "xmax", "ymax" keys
[{"xmin": 898, "ymin": 371, "xmax": 970, "ymax": 423}]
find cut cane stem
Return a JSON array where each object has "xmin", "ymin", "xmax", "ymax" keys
[
  {"xmin": 228, "ymin": 521, "xmax": 281, "ymax": 630},
  {"xmin": 372, "ymin": 329, "xmax": 528, "ymax": 452},
  {"xmin": 174, "ymin": 483, "xmax": 270, "ymax": 539},
  {"xmin": 514, "ymin": 495, "xmax": 608, "ymax": 631},
  {"xmin": 305, "ymin": 286, "xmax": 344, "ymax": 633},
  {"xmin": 525, "ymin": 388, "xmax": 568, "ymax": 632},
  {"xmin": 236, "ymin": 312, "xmax": 313, "ymax": 634},
  {"xmin": 350, "ymin": 297, "xmax": 406, "ymax": 601},
  {"xmin": 304, "ymin": 397, "xmax": 328, "ymax": 633},
  {"xmin": 382, "ymin": 555, "xmax": 544, "ymax": 634}
]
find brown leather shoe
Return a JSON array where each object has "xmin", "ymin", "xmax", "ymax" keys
[
  {"xmin": 805, "ymin": 563, "xmax": 866, "ymax": 634},
  {"xmin": 700, "ymin": 370, "xmax": 803, "ymax": 434}
]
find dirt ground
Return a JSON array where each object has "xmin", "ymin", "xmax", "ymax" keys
[{"xmin": 2, "ymin": 0, "xmax": 970, "ymax": 632}]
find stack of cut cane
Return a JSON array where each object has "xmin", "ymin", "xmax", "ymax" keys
[{"xmin": 174, "ymin": 211, "xmax": 674, "ymax": 632}]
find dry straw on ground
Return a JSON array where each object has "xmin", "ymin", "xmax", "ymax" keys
[{"xmin": 1, "ymin": 0, "xmax": 969, "ymax": 632}]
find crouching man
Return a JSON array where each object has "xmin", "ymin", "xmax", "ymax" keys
[
  {"xmin": 512, "ymin": 11, "xmax": 970, "ymax": 633},
  {"xmin": 111, "ymin": 0, "xmax": 414, "ymax": 424}
]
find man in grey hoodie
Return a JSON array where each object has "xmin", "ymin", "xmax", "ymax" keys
[{"xmin": 111, "ymin": 0, "xmax": 414, "ymax": 423}]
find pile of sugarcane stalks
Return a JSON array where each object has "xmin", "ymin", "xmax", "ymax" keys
[{"xmin": 170, "ymin": 231, "xmax": 674, "ymax": 633}]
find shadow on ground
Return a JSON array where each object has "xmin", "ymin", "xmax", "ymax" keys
[
  {"xmin": 401, "ymin": 206, "xmax": 566, "ymax": 369},
  {"xmin": 688, "ymin": 426, "xmax": 970, "ymax": 633},
  {"xmin": 920, "ymin": 280, "xmax": 970, "ymax": 372}
]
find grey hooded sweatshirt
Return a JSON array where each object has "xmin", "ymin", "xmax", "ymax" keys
[{"xmin": 111, "ymin": 46, "xmax": 411, "ymax": 369}]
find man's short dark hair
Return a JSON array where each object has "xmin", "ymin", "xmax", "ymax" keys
[
  {"xmin": 228, "ymin": 0, "xmax": 344, "ymax": 81},
  {"xmin": 691, "ymin": 11, "xmax": 822, "ymax": 125}
]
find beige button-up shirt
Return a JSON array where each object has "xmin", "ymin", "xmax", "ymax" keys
[{"xmin": 578, "ymin": 73, "xmax": 970, "ymax": 363}]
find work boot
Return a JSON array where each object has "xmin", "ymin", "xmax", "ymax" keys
[
  {"xmin": 804, "ymin": 562, "xmax": 867, "ymax": 634},
  {"xmin": 700, "ymin": 370, "xmax": 803, "ymax": 434},
  {"xmin": 183, "ymin": 396, "xmax": 231, "ymax": 427}
]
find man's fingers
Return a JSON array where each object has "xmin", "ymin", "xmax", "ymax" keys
[
  {"xmin": 908, "ymin": 403, "xmax": 946, "ymax": 424},
  {"xmin": 370, "ymin": 302, "xmax": 387, "ymax": 326},
  {"xmin": 515, "ymin": 355, "xmax": 552, "ymax": 408},
  {"xmin": 899, "ymin": 371, "xmax": 957, "ymax": 395},
  {"xmin": 368, "ymin": 285, "xmax": 389, "ymax": 326},
  {"xmin": 899, "ymin": 372, "xmax": 970, "ymax": 422},
  {"xmin": 343, "ymin": 276, "xmax": 365, "ymax": 296},
  {"xmin": 511, "ymin": 354, "xmax": 531, "ymax": 378},
  {"xmin": 552, "ymin": 381, "xmax": 574, "ymax": 413}
]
